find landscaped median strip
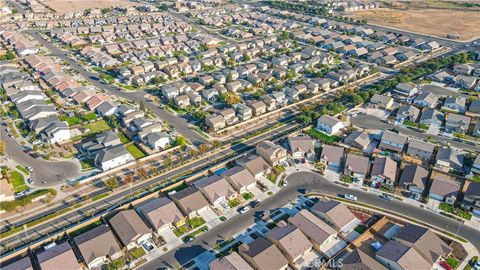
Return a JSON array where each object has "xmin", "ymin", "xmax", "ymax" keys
[{"xmin": 308, "ymin": 193, "xmax": 468, "ymax": 243}]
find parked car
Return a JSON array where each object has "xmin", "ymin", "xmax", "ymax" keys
[
  {"xmin": 282, "ymin": 181, "xmax": 288, "ymax": 187},
  {"xmin": 380, "ymin": 194, "xmax": 393, "ymax": 201},
  {"xmin": 27, "ymin": 178, "xmax": 33, "ymax": 184},
  {"xmin": 250, "ymin": 200, "xmax": 261, "ymax": 208},
  {"xmin": 142, "ymin": 242, "xmax": 154, "ymax": 251},
  {"xmin": 239, "ymin": 206, "xmax": 250, "ymax": 214},
  {"xmin": 26, "ymin": 167, "xmax": 33, "ymax": 172},
  {"xmin": 182, "ymin": 236, "xmax": 195, "ymax": 244},
  {"xmin": 343, "ymin": 194, "xmax": 357, "ymax": 201},
  {"xmin": 439, "ymin": 260, "xmax": 452, "ymax": 270},
  {"xmin": 221, "ymin": 201, "xmax": 230, "ymax": 209},
  {"xmin": 473, "ymin": 261, "xmax": 480, "ymax": 270}
]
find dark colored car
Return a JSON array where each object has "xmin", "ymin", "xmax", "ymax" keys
[{"xmin": 250, "ymin": 200, "xmax": 261, "ymax": 208}]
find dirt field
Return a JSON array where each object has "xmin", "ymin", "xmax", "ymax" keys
[
  {"xmin": 42, "ymin": 0, "xmax": 141, "ymax": 13},
  {"xmin": 347, "ymin": 8, "xmax": 480, "ymax": 40}
]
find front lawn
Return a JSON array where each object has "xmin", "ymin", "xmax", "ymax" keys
[
  {"xmin": 228, "ymin": 199, "xmax": 241, "ymax": 208},
  {"xmin": 118, "ymin": 132, "xmax": 131, "ymax": 143},
  {"xmin": 242, "ymin": 192, "xmax": 253, "ymax": 200},
  {"xmin": 189, "ymin": 217, "xmax": 206, "ymax": 229},
  {"xmin": 11, "ymin": 170, "xmax": 27, "ymax": 192},
  {"xmin": 85, "ymin": 119, "xmax": 111, "ymax": 133},
  {"xmin": 307, "ymin": 128, "xmax": 340, "ymax": 145},
  {"xmin": 15, "ymin": 165, "xmax": 29, "ymax": 175},
  {"xmin": 80, "ymin": 159, "xmax": 95, "ymax": 171},
  {"xmin": 60, "ymin": 116, "xmax": 83, "ymax": 126},
  {"xmin": 83, "ymin": 112, "xmax": 98, "ymax": 121},
  {"xmin": 126, "ymin": 144, "xmax": 145, "ymax": 159},
  {"xmin": 129, "ymin": 247, "xmax": 146, "ymax": 260},
  {"xmin": 447, "ymin": 257, "xmax": 459, "ymax": 269}
]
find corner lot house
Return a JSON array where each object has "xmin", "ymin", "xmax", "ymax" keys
[
  {"xmin": 316, "ymin": 115, "xmax": 344, "ymax": 135},
  {"xmin": 376, "ymin": 240, "xmax": 431, "ymax": 270},
  {"xmin": 170, "ymin": 187, "xmax": 210, "ymax": 219},
  {"xmin": 435, "ymin": 147, "xmax": 464, "ymax": 172},
  {"xmin": 209, "ymin": 252, "xmax": 253, "ymax": 270},
  {"xmin": 109, "ymin": 210, "xmax": 152, "ymax": 250},
  {"xmin": 221, "ymin": 166, "xmax": 257, "ymax": 193},
  {"xmin": 236, "ymin": 155, "xmax": 271, "ymax": 178},
  {"xmin": 311, "ymin": 201, "xmax": 359, "ymax": 233},
  {"xmin": 36, "ymin": 242, "xmax": 80, "ymax": 270},
  {"xmin": 288, "ymin": 209, "xmax": 337, "ymax": 253},
  {"xmin": 428, "ymin": 177, "xmax": 460, "ymax": 205},
  {"xmin": 94, "ymin": 145, "xmax": 134, "ymax": 171},
  {"xmin": 393, "ymin": 224, "xmax": 452, "ymax": 265},
  {"xmin": 193, "ymin": 175, "xmax": 237, "ymax": 207},
  {"xmin": 239, "ymin": 237, "xmax": 289, "ymax": 270},
  {"xmin": 266, "ymin": 221, "xmax": 313, "ymax": 265},
  {"xmin": 287, "ymin": 136, "xmax": 316, "ymax": 161},
  {"xmin": 74, "ymin": 225, "xmax": 122, "ymax": 269},
  {"xmin": 137, "ymin": 197, "xmax": 186, "ymax": 233},
  {"xmin": 462, "ymin": 182, "xmax": 480, "ymax": 216},
  {"xmin": 255, "ymin": 140, "xmax": 288, "ymax": 165}
]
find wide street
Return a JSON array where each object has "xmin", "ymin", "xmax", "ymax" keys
[
  {"xmin": 0, "ymin": 123, "xmax": 80, "ymax": 186},
  {"xmin": 27, "ymin": 31, "xmax": 208, "ymax": 145},
  {"xmin": 350, "ymin": 114, "xmax": 480, "ymax": 152},
  {"xmin": 140, "ymin": 171, "xmax": 480, "ymax": 269}
]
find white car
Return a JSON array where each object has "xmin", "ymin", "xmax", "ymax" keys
[
  {"xmin": 282, "ymin": 181, "xmax": 288, "ymax": 187},
  {"xmin": 239, "ymin": 206, "xmax": 250, "ymax": 214},
  {"xmin": 344, "ymin": 194, "xmax": 358, "ymax": 201}
]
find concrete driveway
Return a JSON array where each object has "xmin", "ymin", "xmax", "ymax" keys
[{"xmin": 0, "ymin": 124, "xmax": 80, "ymax": 187}]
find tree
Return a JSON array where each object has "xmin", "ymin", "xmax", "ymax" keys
[
  {"xmin": 101, "ymin": 8, "xmax": 110, "ymax": 14},
  {"xmin": 137, "ymin": 168, "xmax": 147, "ymax": 180},
  {"xmin": 352, "ymin": 94, "xmax": 364, "ymax": 105},
  {"xmin": 6, "ymin": 51, "xmax": 15, "ymax": 60},
  {"xmin": 164, "ymin": 158, "xmax": 172, "ymax": 167},
  {"xmin": 104, "ymin": 177, "xmax": 119, "ymax": 190},
  {"xmin": 124, "ymin": 174, "xmax": 133, "ymax": 184},
  {"xmin": 0, "ymin": 142, "xmax": 6, "ymax": 155},
  {"xmin": 212, "ymin": 140, "xmax": 222, "ymax": 148},
  {"xmin": 174, "ymin": 135, "xmax": 188, "ymax": 147},
  {"xmin": 219, "ymin": 92, "xmax": 240, "ymax": 106},
  {"xmin": 198, "ymin": 144, "xmax": 209, "ymax": 153},
  {"xmin": 139, "ymin": 101, "xmax": 146, "ymax": 112}
]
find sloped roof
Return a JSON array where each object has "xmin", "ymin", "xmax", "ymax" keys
[
  {"xmin": 74, "ymin": 225, "xmax": 121, "ymax": 265},
  {"xmin": 109, "ymin": 209, "xmax": 150, "ymax": 246},
  {"xmin": 137, "ymin": 197, "xmax": 184, "ymax": 230}
]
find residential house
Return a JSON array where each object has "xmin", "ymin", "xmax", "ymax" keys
[
  {"xmin": 170, "ymin": 187, "xmax": 210, "ymax": 219},
  {"xmin": 435, "ymin": 147, "xmax": 464, "ymax": 172},
  {"xmin": 145, "ymin": 132, "xmax": 170, "ymax": 150},
  {"xmin": 344, "ymin": 131, "xmax": 372, "ymax": 152},
  {"xmin": 398, "ymin": 165, "xmax": 429, "ymax": 200},
  {"xmin": 393, "ymin": 83, "xmax": 417, "ymax": 98},
  {"xmin": 371, "ymin": 157, "xmax": 397, "ymax": 187},
  {"xmin": 379, "ymin": 131, "xmax": 408, "ymax": 153},
  {"xmin": 396, "ymin": 105, "xmax": 420, "ymax": 123},
  {"xmin": 73, "ymin": 225, "xmax": 122, "ymax": 269},
  {"xmin": 288, "ymin": 209, "xmax": 337, "ymax": 253},
  {"xmin": 247, "ymin": 100, "xmax": 267, "ymax": 116},
  {"xmin": 429, "ymin": 176, "xmax": 461, "ymax": 204},
  {"xmin": 344, "ymin": 154, "xmax": 370, "ymax": 183},
  {"xmin": 205, "ymin": 115, "xmax": 226, "ymax": 132},
  {"xmin": 266, "ymin": 221, "xmax": 313, "ymax": 265},
  {"xmin": 453, "ymin": 75, "xmax": 477, "ymax": 89},
  {"xmin": 311, "ymin": 201, "xmax": 359, "ymax": 233},
  {"xmin": 393, "ymin": 224, "xmax": 452, "ymax": 265},
  {"xmin": 406, "ymin": 139, "xmax": 435, "ymax": 160},
  {"xmin": 316, "ymin": 115, "xmax": 344, "ymax": 135},
  {"xmin": 193, "ymin": 175, "xmax": 237, "ymax": 207},
  {"xmin": 220, "ymin": 108, "xmax": 239, "ymax": 126},
  {"xmin": 462, "ymin": 182, "xmax": 480, "ymax": 216},
  {"xmin": 109, "ymin": 210, "xmax": 152, "ymax": 250},
  {"xmin": 1, "ymin": 256, "xmax": 34, "ymax": 270},
  {"xmin": 443, "ymin": 96, "xmax": 467, "ymax": 113},
  {"xmin": 419, "ymin": 109, "xmax": 444, "ymax": 128},
  {"xmin": 287, "ymin": 136, "xmax": 316, "ymax": 161},
  {"xmin": 137, "ymin": 197, "xmax": 186, "ymax": 233},
  {"xmin": 236, "ymin": 155, "xmax": 271, "ymax": 178},
  {"xmin": 35, "ymin": 242, "xmax": 80, "ymax": 270},
  {"xmin": 94, "ymin": 144, "xmax": 134, "ymax": 171},
  {"xmin": 320, "ymin": 145, "xmax": 344, "ymax": 171},
  {"xmin": 256, "ymin": 140, "xmax": 288, "ymax": 166},
  {"xmin": 209, "ymin": 252, "xmax": 253, "ymax": 270},
  {"xmin": 369, "ymin": 94, "xmax": 394, "ymax": 110},
  {"xmin": 221, "ymin": 166, "xmax": 257, "ymax": 194},
  {"xmin": 233, "ymin": 103, "xmax": 253, "ymax": 122},
  {"xmin": 342, "ymin": 249, "xmax": 387, "ymax": 270},
  {"xmin": 238, "ymin": 237, "xmax": 289, "ymax": 270},
  {"xmin": 414, "ymin": 92, "xmax": 438, "ymax": 108},
  {"xmin": 444, "ymin": 113, "xmax": 471, "ymax": 134},
  {"xmin": 376, "ymin": 240, "xmax": 431, "ymax": 270}
]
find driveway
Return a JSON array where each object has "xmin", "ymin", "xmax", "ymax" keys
[
  {"xmin": 0, "ymin": 124, "xmax": 80, "ymax": 186},
  {"xmin": 138, "ymin": 171, "xmax": 480, "ymax": 269}
]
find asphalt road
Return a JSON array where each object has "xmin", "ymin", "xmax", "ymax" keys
[
  {"xmin": 0, "ymin": 123, "xmax": 80, "ymax": 186},
  {"xmin": 28, "ymin": 31, "xmax": 208, "ymax": 145},
  {"xmin": 140, "ymin": 171, "xmax": 480, "ymax": 269},
  {"xmin": 0, "ymin": 118, "xmax": 304, "ymax": 258},
  {"xmin": 351, "ymin": 114, "xmax": 480, "ymax": 152}
]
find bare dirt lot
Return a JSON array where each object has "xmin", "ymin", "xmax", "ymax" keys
[
  {"xmin": 346, "ymin": 6, "xmax": 480, "ymax": 40},
  {"xmin": 42, "ymin": 0, "xmax": 141, "ymax": 13}
]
